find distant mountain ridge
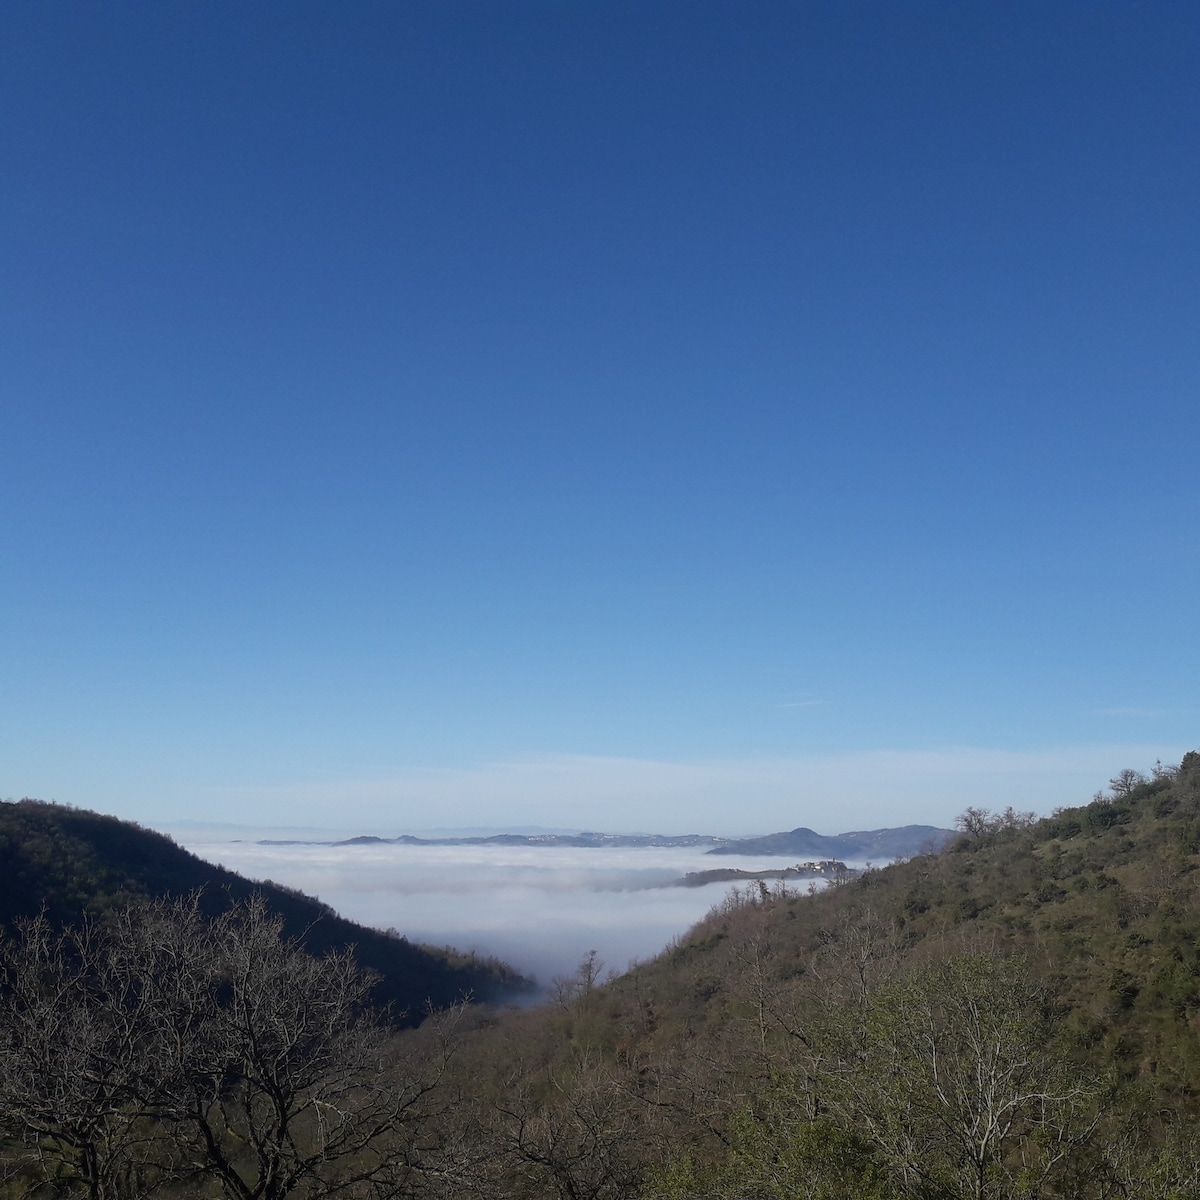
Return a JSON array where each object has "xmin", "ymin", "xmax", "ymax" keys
[
  {"xmin": 259, "ymin": 824, "xmax": 954, "ymax": 859},
  {"xmin": 269, "ymin": 831, "xmax": 728, "ymax": 848}
]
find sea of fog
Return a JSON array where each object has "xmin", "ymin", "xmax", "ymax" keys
[{"xmin": 173, "ymin": 833, "xmax": 845, "ymax": 991}]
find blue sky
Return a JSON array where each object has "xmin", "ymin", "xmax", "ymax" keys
[{"xmin": 2, "ymin": 2, "xmax": 1197, "ymax": 834}]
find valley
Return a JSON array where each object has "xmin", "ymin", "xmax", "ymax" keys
[{"xmin": 4, "ymin": 755, "xmax": 1200, "ymax": 1198}]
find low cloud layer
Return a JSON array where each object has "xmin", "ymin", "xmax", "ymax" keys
[{"xmin": 177, "ymin": 837, "xmax": 822, "ymax": 988}]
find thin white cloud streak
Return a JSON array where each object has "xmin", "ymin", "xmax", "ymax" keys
[
  {"xmin": 185, "ymin": 743, "xmax": 1187, "ymax": 833},
  {"xmin": 1088, "ymin": 708, "xmax": 1168, "ymax": 719},
  {"xmin": 175, "ymin": 839, "xmax": 810, "ymax": 987}
]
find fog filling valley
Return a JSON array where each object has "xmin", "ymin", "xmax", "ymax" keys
[{"xmin": 176, "ymin": 835, "xmax": 842, "ymax": 990}]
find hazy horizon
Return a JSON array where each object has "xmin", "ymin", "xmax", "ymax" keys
[{"xmin": 160, "ymin": 814, "xmax": 952, "ymax": 841}]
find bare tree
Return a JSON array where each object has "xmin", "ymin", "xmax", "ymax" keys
[
  {"xmin": 955, "ymin": 807, "xmax": 997, "ymax": 838},
  {"xmin": 815, "ymin": 954, "xmax": 1096, "ymax": 1200},
  {"xmin": 0, "ymin": 909, "xmax": 187, "ymax": 1200},
  {"xmin": 551, "ymin": 950, "xmax": 605, "ymax": 1010},
  {"xmin": 955, "ymin": 807, "xmax": 1037, "ymax": 841},
  {"xmin": 155, "ymin": 895, "xmax": 455, "ymax": 1200},
  {"xmin": 0, "ymin": 896, "xmax": 458, "ymax": 1200},
  {"xmin": 1109, "ymin": 769, "xmax": 1149, "ymax": 798},
  {"xmin": 496, "ymin": 1053, "xmax": 643, "ymax": 1200}
]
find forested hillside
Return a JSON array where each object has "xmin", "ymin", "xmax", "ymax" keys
[
  {"xmin": 0, "ymin": 798, "xmax": 529, "ymax": 1015},
  {"xmin": 424, "ymin": 750, "xmax": 1200, "ymax": 1199},
  {"xmin": 3, "ymin": 756, "xmax": 1200, "ymax": 1199}
]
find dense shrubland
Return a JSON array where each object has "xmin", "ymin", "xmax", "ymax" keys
[{"xmin": 4, "ymin": 753, "xmax": 1200, "ymax": 1197}]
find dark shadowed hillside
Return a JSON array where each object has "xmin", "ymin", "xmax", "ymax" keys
[{"xmin": 0, "ymin": 799, "xmax": 531, "ymax": 1019}]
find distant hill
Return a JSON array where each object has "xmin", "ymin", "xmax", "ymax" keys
[
  {"xmin": 0, "ymin": 799, "xmax": 531, "ymax": 1020},
  {"xmin": 262, "ymin": 826, "xmax": 954, "ymax": 856},
  {"xmin": 265, "ymin": 831, "xmax": 730, "ymax": 848},
  {"xmin": 707, "ymin": 823, "xmax": 954, "ymax": 859}
]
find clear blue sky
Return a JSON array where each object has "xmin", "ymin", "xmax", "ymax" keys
[{"xmin": 3, "ymin": 2, "xmax": 1196, "ymax": 834}]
